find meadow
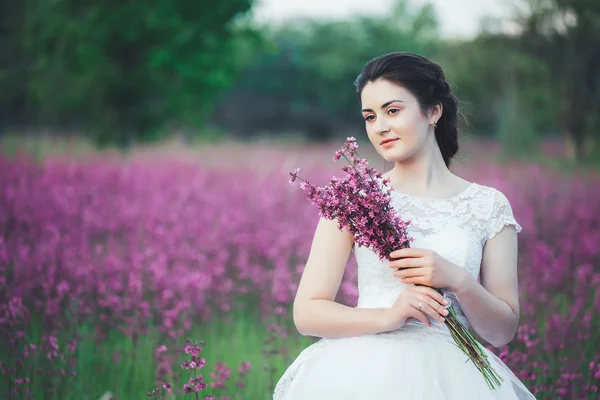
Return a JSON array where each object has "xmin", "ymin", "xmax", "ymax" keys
[{"xmin": 1, "ymin": 137, "xmax": 599, "ymax": 399}]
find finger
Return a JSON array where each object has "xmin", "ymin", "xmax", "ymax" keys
[
  {"xmin": 413, "ymin": 296, "xmax": 445, "ymax": 323},
  {"xmin": 408, "ymin": 304, "xmax": 432, "ymax": 327},
  {"xmin": 390, "ymin": 248, "xmax": 423, "ymax": 259},
  {"xmin": 417, "ymin": 294, "xmax": 448, "ymax": 321},
  {"xmin": 416, "ymin": 286, "xmax": 449, "ymax": 307},
  {"xmin": 389, "ymin": 257, "xmax": 419, "ymax": 269},
  {"xmin": 392, "ymin": 266, "xmax": 423, "ymax": 278},
  {"xmin": 400, "ymin": 276, "xmax": 424, "ymax": 285}
]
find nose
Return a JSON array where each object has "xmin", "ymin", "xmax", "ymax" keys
[{"xmin": 373, "ymin": 117, "xmax": 390, "ymax": 135}]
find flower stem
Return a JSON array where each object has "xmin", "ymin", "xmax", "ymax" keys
[{"xmin": 442, "ymin": 304, "xmax": 504, "ymax": 390}]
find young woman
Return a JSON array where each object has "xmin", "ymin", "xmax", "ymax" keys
[{"xmin": 273, "ymin": 52, "xmax": 536, "ymax": 399}]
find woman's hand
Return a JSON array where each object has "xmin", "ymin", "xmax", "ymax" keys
[
  {"xmin": 383, "ymin": 285, "xmax": 449, "ymax": 330},
  {"xmin": 389, "ymin": 248, "xmax": 467, "ymax": 292}
]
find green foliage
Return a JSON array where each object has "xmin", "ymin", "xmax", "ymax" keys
[
  {"xmin": 517, "ymin": 0, "xmax": 600, "ymax": 160},
  {"xmin": 211, "ymin": 0, "xmax": 566, "ymax": 147},
  {"xmin": 1, "ymin": 0, "xmax": 263, "ymax": 148},
  {"xmin": 497, "ymin": 85, "xmax": 540, "ymax": 162},
  {"xmin": 212, "ymin": 0, "xmax": 442, "ymax": 141},
  {"xmin": 298, "ymin": 0, "xmax": 441, "ymax": 120},
  {"xmin": 0, "ymin": 310, "xmax": 315, "ymax": 399},
  {"xmin": 2, "ymin": 0, "xmax": 598, "ymax": 164},
  {"xmin": 438, "ymin": 34, "xmax": 558, "ymax": 139}
]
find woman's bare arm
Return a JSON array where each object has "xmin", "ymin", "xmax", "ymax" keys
[
  {"xmin": 292, "ymin": 217, "xmax": 391, "ymax": 338},
  {"xmin": 453, "ymin": 225, "xmax": 520, "ymax": 348}
]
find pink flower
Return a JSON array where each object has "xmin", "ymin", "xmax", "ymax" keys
[
  {"xmin": 289, "ymin": 138, "xmax": 412, "ymax": 261},
  {"xmin": 183, "ymin": 383, "xmax": 195, "ymax": 393},
  {"xmin": 238, "ymin": 362, "xmax": 252, "ymax": 378},
  {"xmin": 67, "ymin": 340, "xmax": 77, "ymax": 352},
  {"xmin": 161, "ymin": 381, "xmax": 172, "ymax": 393},
  {"xmin": 155, "ymin": 345, "xmax": 167, "ymax": 359},
  {"xmin": 288, "ymin": 168, "xmax": 300, "ymax": 184}
]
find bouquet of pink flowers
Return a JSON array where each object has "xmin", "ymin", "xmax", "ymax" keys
[{"xmin": 288, "ymin": 137, "xmax": 503, "ymax": 390}]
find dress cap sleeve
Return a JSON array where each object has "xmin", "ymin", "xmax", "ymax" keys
[{"xmin": 486, "ymin": 189, "xmax": 522, "ymax": 241}]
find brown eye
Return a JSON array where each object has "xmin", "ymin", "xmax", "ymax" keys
[
  {"xmin": 388, "ymin": 108, "xmax": 400, "ymax": 115},
  {"xmin": 364, "ymin": 115, "xmax": 375, "ymax": 122}
]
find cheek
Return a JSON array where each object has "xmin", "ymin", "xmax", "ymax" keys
[
  {"xmin": 390, "ymin": 113, "xmax": 422, "ymax": 133},
  {"xmin": 365, "ymin": 127, "xmax": 379, "ymax": 143}
]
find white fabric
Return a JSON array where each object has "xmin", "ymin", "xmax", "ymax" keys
[{"xmin": 273, "ymin": 182, "xmax": 536, "ymax": 399}]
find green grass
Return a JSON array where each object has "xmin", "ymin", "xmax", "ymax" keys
[
  {"xmin": 0, "ymin": 310, "xmax": 317, "ymax": 400},
  {"xmin": 4, "ymin": 308, "xmax": 598, "ymax": 399}
]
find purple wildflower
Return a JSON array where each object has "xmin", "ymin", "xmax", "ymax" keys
[
  {"xmin": 289, "ymin": 138, "xmax": 412, "ymax": 261},
  {"xmin": 289, "ymin": 168, "xmax": 300, "ymax": 184}
]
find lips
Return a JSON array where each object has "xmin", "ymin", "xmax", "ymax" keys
[{"xmin": 380, "ymin": 138, "xmax": 399, "ymax": 145}]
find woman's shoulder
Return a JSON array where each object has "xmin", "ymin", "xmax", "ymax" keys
[
  {"xmin": 471, "ymin": 182, "xmax": 522, "ymax": 238},
  {"xmin": 468, "ymin": 182, "xmax": 519, "ymax": 221},
  {"xmin": 469, "ymin": 182, "xmax": 511, "ymax": 202},
  {"xmin": 469, "ymin": 181, "xmax": 496, "ymax": 195}
]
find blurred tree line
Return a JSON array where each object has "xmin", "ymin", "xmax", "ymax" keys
[
  {"xmin": 0, "ymin": 0, "xmax": 598, "ymax": 160},
  {"xmin": 0, "ymin": 0, "xmax": 260, "ymax": 147}
]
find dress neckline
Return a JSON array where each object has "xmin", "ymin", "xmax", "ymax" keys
[{"xmin": 389, "ymin": 182, "xmax": 476, "ymax": 202}]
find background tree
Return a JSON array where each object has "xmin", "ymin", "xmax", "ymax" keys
[
  {"xmin": 0, "ymin": 0, "xmax": 262, "ymax": 147},
  {"xmin": 2, "ymin": 0, "xmax": 598, "ymax": 166},
  {"xmin": 516, "ymin": 0, "xmax": 600, "ymax": 160},
  {"xmin": 439, "ymin": 33, "xmax": 557, "ymax": 160},
  {"xmin": 211, "ymin": 0, "xmax": 441, "ymax": 142}
]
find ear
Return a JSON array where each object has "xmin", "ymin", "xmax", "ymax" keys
[{"xmin": 429, "ymin": 103, "xmax": 443, "ymax": 122}]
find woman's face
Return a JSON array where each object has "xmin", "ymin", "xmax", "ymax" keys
[{"xmin": 360, "ymin": 78, "xmax": 438, "ymax": 163}]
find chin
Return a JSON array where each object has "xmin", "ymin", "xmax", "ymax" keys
[{"xmin": 380, "ymin": 148, "xmax": 411, "ymax": 163}]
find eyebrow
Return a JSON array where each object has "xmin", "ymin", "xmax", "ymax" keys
[{"xmin": 361, "ymin": 99, "xmax": 404, "ymax": 113}]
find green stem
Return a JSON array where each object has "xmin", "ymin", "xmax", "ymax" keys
[{"xmin": 443, "ymin": 309, "xmax": 504, "ymax": 389}]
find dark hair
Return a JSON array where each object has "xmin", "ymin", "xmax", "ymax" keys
[{"xmin": 353, "ymin": 52, "xmax": 461, "ymax": 168}]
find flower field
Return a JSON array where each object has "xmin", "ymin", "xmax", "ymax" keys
[{"xmin": 1, "ymin": 142, "xmax": 599, "ymax": 399}]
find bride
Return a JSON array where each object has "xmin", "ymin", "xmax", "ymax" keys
[{"xmin": 273, "ymin": 52, "xmax": 536, "ymax": 399}]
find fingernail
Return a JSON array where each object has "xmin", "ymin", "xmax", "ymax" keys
[{"xmin": 444, "ymin": 300, "xmax": 449, "ymax": 305}]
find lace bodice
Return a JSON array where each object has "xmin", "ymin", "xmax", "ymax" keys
[{"xmin": 353, "ymin": 182, "xmax": 522, "ymax": 330}]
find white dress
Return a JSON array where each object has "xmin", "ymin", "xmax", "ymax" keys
[{"xmin": 273, "ymin": 182, "xmax": 537, "ymax": 399}]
